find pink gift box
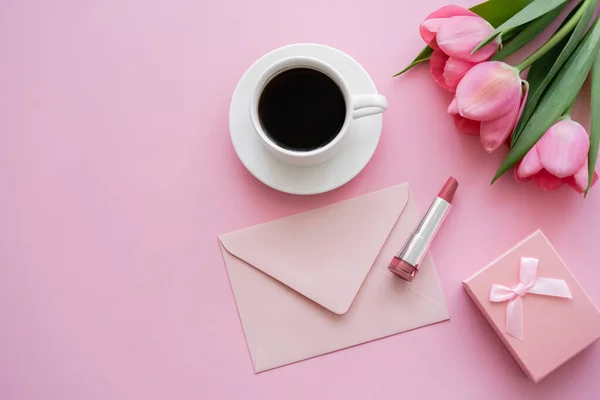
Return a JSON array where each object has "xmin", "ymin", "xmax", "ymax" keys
[{"xmin": 462, "ymin": 230, "xmax": 600, "ymax": 382}]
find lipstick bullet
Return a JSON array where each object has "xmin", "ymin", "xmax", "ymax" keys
[{"xmin": 388, "ymin": 177, "xmax": 458, "ymax": 282}]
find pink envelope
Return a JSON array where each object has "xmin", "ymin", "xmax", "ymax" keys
[{"xmin": 218, "ymin": 183, "xmax": 449, "ymax": 372}]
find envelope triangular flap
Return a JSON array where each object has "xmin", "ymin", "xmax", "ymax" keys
[{"xmin": 219, "ymin": 184, "xmax": 410, "ymax": 314}]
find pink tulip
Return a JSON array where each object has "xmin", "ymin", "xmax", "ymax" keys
[
  {"xmin": 514, "ymin": 118, "xmax": 598, "ymax": 193},
  {"xmin": 420, "ymin": 5, "xmax": 501, "ymax": 92},
  {"xmin": 447, "ymin": 61, "xmax": 528, "ymax": 153}
]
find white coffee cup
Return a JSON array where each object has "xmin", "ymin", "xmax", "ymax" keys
[{"xmin": 249, "ymin": 56, "xmax": 387, "ymax": 167}]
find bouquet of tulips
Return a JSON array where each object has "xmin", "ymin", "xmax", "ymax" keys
[{"xmin": 397, "ymin": 0, "xmax": 600, "ymax": 195}]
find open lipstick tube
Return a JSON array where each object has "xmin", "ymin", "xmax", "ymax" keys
[{"xmin": 388, "ymin": 177, "xmax": 458, "ymax": 282}]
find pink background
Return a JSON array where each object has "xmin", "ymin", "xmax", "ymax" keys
[{"xmin": 1, "ymin": 0, "xmax": 600, "ymax": 399}]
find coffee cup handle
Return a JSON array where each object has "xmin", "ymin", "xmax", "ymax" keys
[{"xmin": 351, "ymin": 94, "xmax": 388, "ymax": 119}]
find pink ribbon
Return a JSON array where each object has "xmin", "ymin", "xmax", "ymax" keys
[{"xmin": 489, "ymin": 257, "xmax": 572, "ymax": 341}]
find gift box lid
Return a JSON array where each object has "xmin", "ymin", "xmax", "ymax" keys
[{"xmin": 462, "ymin": 230, "xmax": 600, "ymax": 382}]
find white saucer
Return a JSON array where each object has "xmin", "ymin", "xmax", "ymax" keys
[{"xmin": 229, "ymin": 43, "xmax": 383, "ymax": 195}]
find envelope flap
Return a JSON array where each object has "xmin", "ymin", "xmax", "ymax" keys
[{"xmin": 219, "ymin": 184, "xmax": 410, "ymax": 315}]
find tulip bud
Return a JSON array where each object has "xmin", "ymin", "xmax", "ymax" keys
[
  {"xmin": 419, "ymin": 6, "xmax": 500, "ymax": 92},
  {"xmin": 515, "ymin": 118, "xmax": 598, "ymax": 193},
  {"xmin": 448, "ymin": 62, "xmax": 528, "ymax": 152}
]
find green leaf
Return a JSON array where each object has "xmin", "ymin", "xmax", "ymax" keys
[
  {"xmin": 524, "ymin": 43, "xmax": 564, "ymax": 96},
  {"xmin": 474, "ymin": 0, "xmax": 569, "ymax": 53},
  {"xmin": 493, "ymin": 18, "xmax": 600, "ymax": 182},
  {"xmin": 500, "ymin": 26, "xmax": 528, "ymax": 44},
  {"xmin": 492, "ymin": 4, "xmax": 566, "ymax": 61},
  {"xmin": 511, "ymin": 0, "xmax": 596, "ymax": 145},
  {"xmin": 395, "ymin": 0, "xmax": 536, "ymax": 76},
  {"xmin": 587, "ymin": 51, "xmax": 600, "ymax": 195},
  {"xmin": 393, "ymin": 47, "xmax": 432, "ymax": 77},
  {"xmin": 470, "ymin": 0, "xmax": 538, "ymax": 27}
]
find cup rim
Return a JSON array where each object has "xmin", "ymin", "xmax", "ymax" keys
[{"xmin": 249, "ymin": 56, "xmax": 353, "ymax": 158}]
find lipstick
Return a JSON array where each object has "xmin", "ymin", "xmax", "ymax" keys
[{"xmin": 388, "ymin": 177, "xmax": 458, "ymax": 282}]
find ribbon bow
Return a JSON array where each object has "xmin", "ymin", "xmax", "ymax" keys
[{"xmin": 489, "ymin": 257, "xmax": 572, "ymax": 341}]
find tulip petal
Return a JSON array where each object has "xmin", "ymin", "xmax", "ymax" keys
[
  {"xmin": 448, "ymin": 98, "xmax": 458, "ymax": 114},
  {"xmin": 430, "ymin": 51, "xmax": 454, "ymax": 92},
  {"xmin": 532, "ymin": 170, "xmax": 564, "ymax": 190},
  {"xmin": 452, "ymin": 114, "xmax": 481, "ymax": 136},
  {"xmin": 455, "ymin": 62, "xmax": 522, "ymax": 121},
  {"xmin": 536, "ymin": 119, "xmax": 590, "ymax": 178},
  {"xmin": 436, "ymin": 16, "xmax": 500, "ymax": 63},
  {"xmin": 449, "ymin": 97, "xmax": 480, "ymax": 135},
  {"xmin": 513, "ymin": 162, "xmax": 531, "ymax": 182},
  {"xmin": 480, "ymin": 81, "xmax": 528, "ymax": 152},
  {"xmin": 444, "ymin": 57, "xmax": 474, "ymax": 88},
  {"xmin": 517, "ymin": 146, "xmax": 543, "ymax": 179},
  {"xmin": 480, "ymin": 107, "xmax": 518, "ymax": 152},
  {"xmin": 419, "ymin": 6, "xmax": 478, "ymax": 47},
  {"xmin": 565, "ymin": 161, "xmax": 598, "ymax": 193},
  {"xmin": 425, "ymin": 5, "xmax": 478, "ymax": 19},
  {"xmin": 420, "ymin": 19, "xmax": 445, "ymax": 50}
]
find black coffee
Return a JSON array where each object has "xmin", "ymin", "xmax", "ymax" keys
[{"xmin": 258, "ymin": 68, "xmax": 346, "ymax": 151}]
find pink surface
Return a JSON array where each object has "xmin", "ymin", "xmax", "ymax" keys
[
  {"xmin": 219, "ymin": 184, "xmax": 448, "ymax": 372},
  {"xmin": 2, "ymin": 0, "xmax": 600, "ymax": 399},
  {"xmin": 463, "ymin": 231, "xmax": 600, "ymax": 382}
]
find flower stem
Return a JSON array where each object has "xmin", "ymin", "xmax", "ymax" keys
[
  {"xmin": 516, "ymin": 0, "xmax": 590, "ymax": 73},
  {"xmin": 563, "ymin": 97, "xmax": 577, "ymax": 117}
]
